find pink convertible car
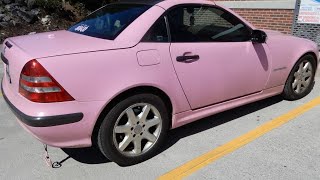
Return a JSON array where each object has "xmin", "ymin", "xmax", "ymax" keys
[{"xmin": 1, "ymin": 0, "xmax": 319, "ymax": 166}]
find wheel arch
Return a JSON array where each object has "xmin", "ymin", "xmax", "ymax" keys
[
  {"xmin": 91, "ymin": 85, "xmax": 173, "ymax": 146},
  {"xmin": 303, "ymin": 51, "xmax": 318, "ymax": 67},
  {"xmin": 282, "ymin": 51, "xmax": 318, "ymax": 100},
  {"xmin": 291, "ymin": 44, "xmax": 319, "ymax": 67},
  {"xmin": 288, "ymin": 51, "xmax": 319, "ymax": 76},
  {"xmin": 285, "ymin": 51, "xmax": 318, "ymax": 84},
  {"xmin": 286, "ymin": 51, "xmax": 318, "ymax": 81}
]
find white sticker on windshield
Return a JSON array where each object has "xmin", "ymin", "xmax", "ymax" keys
[{"xmin": 75, "ymin": 24, "xmax": 89, "ymax": 32}]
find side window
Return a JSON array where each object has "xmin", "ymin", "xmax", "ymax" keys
[
  {"xmin": 142, "ymin": 17, "xmax": 169, "ymax": 42},
  {"xmin": 167, "ymin": 5, "xmax": 252, "ymax": 42}
]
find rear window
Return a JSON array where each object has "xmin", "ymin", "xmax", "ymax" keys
[{"xmin": 68, "ymin": 4, "xmax": 151, "ymax": 40}]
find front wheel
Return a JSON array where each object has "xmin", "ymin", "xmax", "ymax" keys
[
  {"xmin": 97, "ymin": 94, "xmax": 170, "ymax": 166},
  {"xmin": 282, "ymin": 54, "xmax": 316, "ymax": 100}
]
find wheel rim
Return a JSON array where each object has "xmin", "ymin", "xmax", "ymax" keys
[
  {"xmin": 113, "ymin": 103, "xmax": 162, "ymax": 157},
  {"xmin": 292, "ymin": 60, "xmax": 313, "ymax": 94}
]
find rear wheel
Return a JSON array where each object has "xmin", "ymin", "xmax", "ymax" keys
[
  {"xmin": 97, "ymin": 94, "xmax": 170, "ymax": 166},
  {"xmin": 282, "ymin": 54, "xmax": 316, "ymax": 100}
]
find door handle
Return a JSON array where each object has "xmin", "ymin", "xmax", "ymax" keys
[{"xmin": 176, "ymin": 55, "xmax": 200, "ymax": 62}]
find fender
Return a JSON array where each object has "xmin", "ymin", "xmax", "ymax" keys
[{"xmin": 264, "ymin": 34, "xmax": 319, "ymax": 89}]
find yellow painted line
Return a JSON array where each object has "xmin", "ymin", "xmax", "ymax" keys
[{"xmin": 159, "ymin": 96, "xmax": 320, "ymax": 180}]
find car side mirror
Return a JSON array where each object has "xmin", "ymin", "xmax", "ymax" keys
[{"xmin": 251, "ymin": 30, "xmax": 267, "ymax": 43}]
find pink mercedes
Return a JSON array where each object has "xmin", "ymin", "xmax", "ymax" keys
[{"xmin": 1, "ymin": 0, "xmax": 319, "ymax": 166}]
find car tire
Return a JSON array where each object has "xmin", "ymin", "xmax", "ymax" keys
[
  {"xmin": 97, "ymin": 93, "xmax": 170, "ymax": 166},
  {"xmin": 282, "ymin": 54, "xmax": 316, "ymax": 101}
]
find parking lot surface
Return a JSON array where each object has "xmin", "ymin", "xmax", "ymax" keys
[{"xmin": 0, "ymin": 47, "xmax": 320, "ymax": 179}]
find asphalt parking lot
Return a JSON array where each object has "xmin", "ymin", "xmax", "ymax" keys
[{"xmin": 0, "ymin": 48, "xmax": 320, "ymax": 179}]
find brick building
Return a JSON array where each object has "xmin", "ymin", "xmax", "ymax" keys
[{"xmin": 215, "ymin": 0, "xmax": 296, "ymax": 34}]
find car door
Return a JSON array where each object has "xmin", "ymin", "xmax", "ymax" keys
[{"xmin": 167, "ymin": 5, "xmax": 271, "ymax": 109}]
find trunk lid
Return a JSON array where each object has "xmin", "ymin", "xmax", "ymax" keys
[
  {"xmin": 8, "ymin": 30, "xmax": 132, "ymax": 59},
  {"xmin": 1, "ymin": 30, "xmax": 131, "ymax": 95}
]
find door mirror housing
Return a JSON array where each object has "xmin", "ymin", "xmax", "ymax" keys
[{"xmin": 251, "ymin": 30, "xmax": 267, "ymax": 43}]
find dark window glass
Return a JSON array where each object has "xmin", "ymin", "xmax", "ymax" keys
[
  {"xmin": 68, "ymin": 4, "xmax": 151, "ymax": 40},
  {"xmin": 167, "ymin": 5, "xmax": 251, "ymax": 42},
  {"xmin": 142, "ymin": 17, "xmax": 169, "ymax": 42}
]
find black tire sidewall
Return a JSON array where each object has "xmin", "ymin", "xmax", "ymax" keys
[
  {"xmin": 98, "ymin": 93, "xmax": 170, "ymax": 166},
  {"xmin": 283, "ymin": 54, "xmax": 316, "ymax": 100}
]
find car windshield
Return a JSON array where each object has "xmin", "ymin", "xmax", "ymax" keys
[{"xmin": 68, "ymin": 3, "xmax": 151, "ymax": 40}]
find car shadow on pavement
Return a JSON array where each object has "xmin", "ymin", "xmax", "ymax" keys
[
  {"xmin": 57, "ymin": 95, "xmax": 283, "ymax": 167},
  {"xmin": 61, "ymin": 146, "xmax": 110, "ymax": 165},
  {"xmin": 162, "ymin": 95, "xmax": 283, "ymax": 153}
]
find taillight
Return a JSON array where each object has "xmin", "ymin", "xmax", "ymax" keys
[{"xmin": 19, "ymin": 60, "xmax": 74, "ymax": 103}]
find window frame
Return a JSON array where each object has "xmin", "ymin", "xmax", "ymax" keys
[
  {"xmin": 140, "ymin": 15, "xmax": 171, "ymax": 43},
  {"xmin": 158, "ymin": 4, "xmax": 253, "ymax": 43}
]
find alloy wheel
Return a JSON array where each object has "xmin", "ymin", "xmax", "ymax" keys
[
  {"xmin": 112, "ymin": 103, "xmax": 162, "ymax": 156},
  {"xmin": 292, "ymin": 60, "xmax": 313, "ymax": 94}
]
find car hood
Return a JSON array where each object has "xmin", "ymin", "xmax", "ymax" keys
[
  {"xmin": 263, "ymin": 29, "xmax": 318, "ymax": 47},
  {"xmin": 8, "ymin": 30, "xmax": 132, "ymax": 59}
]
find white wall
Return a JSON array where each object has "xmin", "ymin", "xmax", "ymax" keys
[{"xmin": 216, "ymin": 0, "xmax": 296, "ymax": 9}]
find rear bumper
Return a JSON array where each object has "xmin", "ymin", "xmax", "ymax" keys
[
  {"xmin": 2, "ymin": 85, "xmax": 84, "ymax": 127},
  {"xmin": 1, "ymin": 77, "xmax": 105, "ymax": 148}
]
